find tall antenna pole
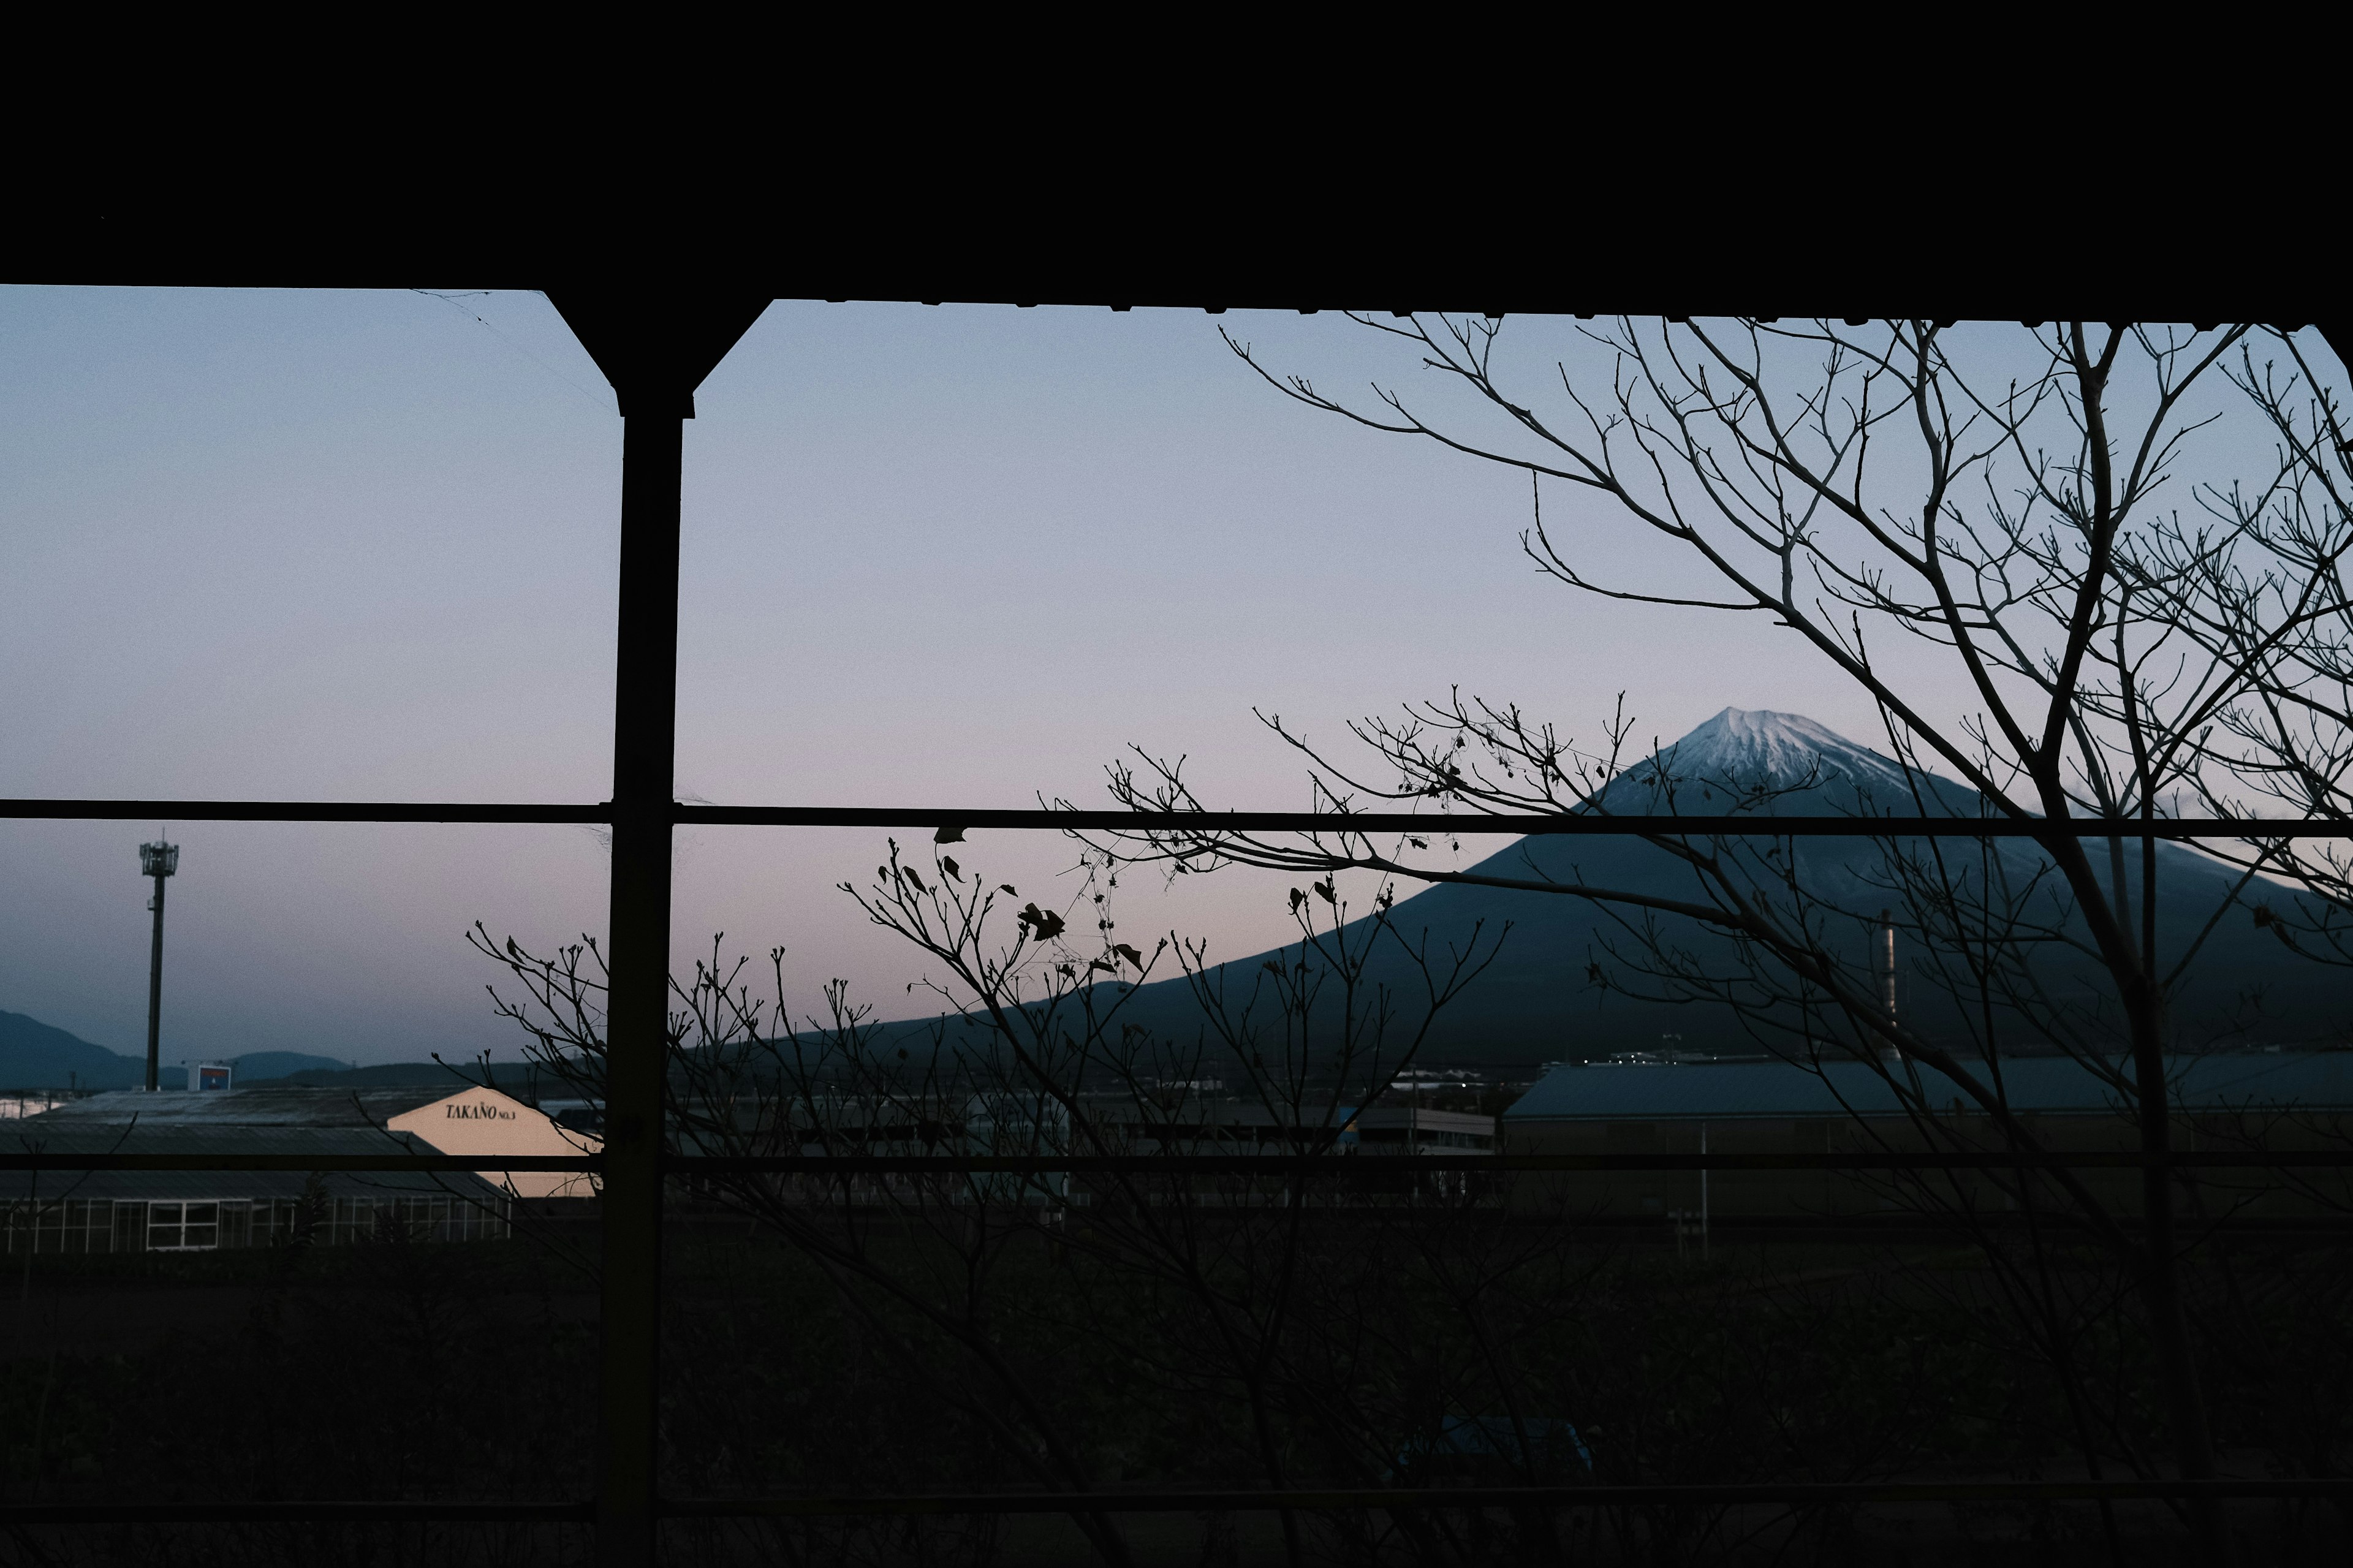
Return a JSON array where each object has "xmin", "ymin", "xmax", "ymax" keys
[
  {"xmin": 1875, "ymin": 907, "xmax": 1903, "ymax": 1066},
  {"xmin": 1881, "ymin": 909, "xmax": 1898, "ymax": 1025},
  {"xmin": 139, "ymin": 836, "xmax": 179, "ymax": 1093}
]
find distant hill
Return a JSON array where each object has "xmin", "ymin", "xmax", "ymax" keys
[
  {"xmin": 229, "ymin": 1051, "xmax": 361, "ymax": 1083},
  {"xmin": 263, "ymin": 1061, "xmax": 564, "ymax": 1093},
  {"xmin": 259, "ymin": 1061, "xmax": 455, "ymax": 1088},
  {"xmin": 0, "ymin": 1011, "xmax": 354, "ymax": 1090},
  {"xmin": 0, "ymin": 1011, "xmax": 142, "ymax": 1089}
]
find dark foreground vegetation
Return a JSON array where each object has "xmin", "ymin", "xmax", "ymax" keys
[{"xmin": 6, "ymin": 1198, "xmax": 2352, "ymax": 1566}]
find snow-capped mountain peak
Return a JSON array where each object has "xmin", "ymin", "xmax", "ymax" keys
[{"xmin": 1640, "ymin": 708, "xmax": 1917, "ymax": 795}]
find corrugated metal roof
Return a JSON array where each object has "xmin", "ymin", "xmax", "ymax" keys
[
  {"xmin": 2, "ymin": 1168, "xmax": 493, "ymax": 1203},
  {"xmin": 1504, "ymin": 1052, "xmax": 2353, "ymax": 1122},
  {"xmin": 27, "ymin": 1086, "xmax": 452, "ymax": 1126},
  {"xmin": 1, "ymin": 1126, "xmax": 503, "ymax": 1202}
]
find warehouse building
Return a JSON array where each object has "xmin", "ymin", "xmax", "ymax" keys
[
  {"xmin": 1503, "ymin": 1050, "xmax": 2353, "ymax": 1221},
  {"xmin": 1091, "ymin": 1099, "xmax": 1496, "ymax": 1156},
  {"xmin": 710, "ymin": 1093, "xmax": 1498, "ymax": 1209},
  {"xmin": 2, "ymin": 1081, "xmax": 599, "ymax": 1254}
]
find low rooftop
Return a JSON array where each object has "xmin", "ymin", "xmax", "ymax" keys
[
  {"xmin": 26, "ymin": 1085, "xmax": 466, "ymax": 1127},
  {"xmin": 0, "ymin": 1123, "xmax": 499, "ymax": 1202},
  {"xmin": 1506, "ymin": 1051, "xmax": 2353, "ymax": 1122}
]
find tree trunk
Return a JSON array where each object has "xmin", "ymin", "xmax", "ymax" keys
[{"xmin": 2125, "ymin": 979, "xmax": 2232, "ymax": 1562}]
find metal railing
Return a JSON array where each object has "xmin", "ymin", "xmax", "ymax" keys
[
  {"xmin": 9, "ymin": 803, "xmax": 2353, "ymax": 1540},
  {"xmin": 14, "ymin": 1149, "xmax": 2353, "ymax": 1175}
]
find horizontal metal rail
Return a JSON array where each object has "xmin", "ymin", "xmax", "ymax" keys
[
  {"xmin": 0, "ymin": 1153, "xmax": 599, "ymax": 1172},
  {"xmin": 4, "ymin": 1479, "xmax": 2344, "ymax": 1526},
  {"xmin": 2, "ymin": 798, "xmax": 2346, "ymax": 838},
  {"xmin": 0, "ymin": 799, "xmax": 610, "ymax": 824},
  {"xmin": 681, "ymin": 808, "xmax": 2343, "ymax": 839},
  {"xmin": 667, "ymin": 1151, "xmax": 2353, "ymax": 1173},
  {"xmin": 0, "ymin": 1501, "xmax": 592, "ymax": 1524},
  {"xmin": 660, "ymin": 1478, "xmax": 2353, "ymax": 1515},
  {"xmin": 11, "ymin": 1151, "xmax": 2353, "ymax": 1173}
]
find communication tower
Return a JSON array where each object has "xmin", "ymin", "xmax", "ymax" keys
[{"xmin": 139, "ymin": 837, "xmax": 179, "ymax": 1093}]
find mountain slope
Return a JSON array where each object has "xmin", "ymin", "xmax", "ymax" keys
[
  {"xmin": 1078, "ymin": 710, "xmax": 2341, "ymax": 1067},
  {"xmin": 0, "ymin": 1011, "xmax": 143, "ymax": 1090},
  {"xmin": 1643, "ymin": 706, "xmax": 1923, "ymax": 798}
]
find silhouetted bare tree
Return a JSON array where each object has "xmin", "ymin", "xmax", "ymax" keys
[
  {"xmin": 2139, "ymin": 331, "xmax": 2353, "ymax": 944},
  {"xmin": 474, "ymin": 846, "xmax": 1521, "ymax": 1566},
  {"xmin": 1075, "ymin": 317, "xmax": 2352, "ymax": 1557}
]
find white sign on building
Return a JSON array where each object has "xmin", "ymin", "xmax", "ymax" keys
[{"xmin": 387, "ymin": 1086, "xmax": 600, "ymax": 1199}]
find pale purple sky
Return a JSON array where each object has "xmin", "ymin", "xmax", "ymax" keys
[{"xmin": 2, "ymin": 293, "xmax": 2332, "ymax": 1064}]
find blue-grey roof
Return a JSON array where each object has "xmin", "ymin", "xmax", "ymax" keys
[
  {"xmin": 0, "ymin": 1124, "xmax": 502, "ymax": 1202},
  {"xmin": 1505, "ymin": 1051, "xmax": 2353, "ymax": 1122},
  {"xmin": 27, "ymin": 1086, "xmax": 448, "ymax": 1126}
]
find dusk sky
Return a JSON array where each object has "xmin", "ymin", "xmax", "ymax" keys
[{"xmin": 3, "ymin": 292, "xmax": 2335, "ymax": 1065}]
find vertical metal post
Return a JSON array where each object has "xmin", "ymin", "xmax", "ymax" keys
[
  {"xmin": 1880, "ymin": 909, "xmax": 1897, "ymax": 1023},
  {"xmin": 553, "ymin": 292, "xmax": 768, "ymax": 1568},
  {"xmin": 1699, "ymin": 1121, "xmax": 1708, "ymax": 1263},
  {"xmin": 598, "ymin": 409, "xmax": 684, "ymax": 1566},
  {"xmin": 144, "ymin": 869, "xmax": 166, "ymax": 1093}
]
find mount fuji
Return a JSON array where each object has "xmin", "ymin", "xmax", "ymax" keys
[
  {"xmin": 1072, "ymin": 708, "xmax": 2342, "ymax": 1068},
  {"xmin": 1645, "ymin": 707, "xmax": 1920, "ymax": 795}
]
